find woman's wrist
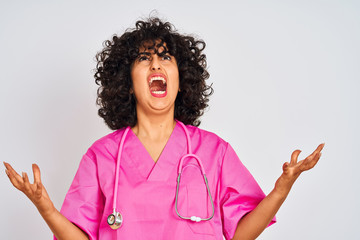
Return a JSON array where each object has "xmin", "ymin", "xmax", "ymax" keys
[
  {"xmin": 36, "ymin": 202, "xmax": 57, "ymax": 219},
  {"xmin": 273, "ymin": 173, "xmax": 297, "ymax": 199}
]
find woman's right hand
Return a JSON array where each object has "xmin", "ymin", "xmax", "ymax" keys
[
  {"xmin": 4, "ymin": 162, "xmax": 89, "ymax": 240},
  {"xmin": 4, "ymin": 162, "xmax": 55, "ymax": 217}
]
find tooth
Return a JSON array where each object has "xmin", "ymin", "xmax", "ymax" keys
[
  {"xmin": 149, "ymin": 76, "xmax": 166, "ymax": 84},
  {"xmin": 152, "ymin": 91, "xmax": 165, "ymax": 94}
]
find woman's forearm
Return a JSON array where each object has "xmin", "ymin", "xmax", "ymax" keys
[
  {"xmin": 39, "ymin": 206, "xmax": 89, "ymax": 240},
  {"xmin": 232, "ymin": 181, "xmax": 290, "ymax": 240}
]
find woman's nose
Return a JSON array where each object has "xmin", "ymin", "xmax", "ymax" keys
[{"xmin": 151, "ymin": 56, "xmax": 161, "ymax": 70}]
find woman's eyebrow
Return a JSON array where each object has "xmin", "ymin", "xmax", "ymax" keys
[{"xmin": 138, "ymin": 52, "xmax": 152, "ymax": 56}]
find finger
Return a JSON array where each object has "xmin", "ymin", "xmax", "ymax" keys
[
  {"xmin": 291, "ymin": 150, "xmax": 302, "ymax": 165},
  {"xmin": 4, "ymin": 162, "xmax": 23, "ymax": 182},
  {"xmin": 308, "ymin": 143, "xmax": 325, "ymax": 159},
  {"xmin": 282, "ymin": 162, "xmax": 289, "ymax": 172},
  {"xmin": 5, "ymin": 169, "xmax": 22, "ymax": 190},
  {"xmin": 4, "ymin": 162, "xmax": 24, "ymax": 189},
  {"xmin": 298, "ymin": 143, "xmax": 325, "ymax": 168},
  {"xmin": 300, "ymin": 152, "xmax": 321, "ymax": 171},
  {"xmin": 308, "ymin": 152, "xmax": 321, "ymax": 168},
  {"xmin": 317, "ymin": 143, "xmax": 325, "ymax": 152},
  {"xmin": 32, "ymin": 164, "xmax": 42, "ymax": 185},
  {"xmin": 22, "ymin": 172, "xmax": 32, "ymax": 194},
  {"xmin": 35, "ymin": 182, "xmax": 42, "ymax": 199}
]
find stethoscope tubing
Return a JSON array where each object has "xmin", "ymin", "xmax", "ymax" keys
[
  {"xmin": 112, "ymin": 126, "xmax": 130, "ymax": 211},
  {"xmin": 175, "ymin": 121, "xmax": 215, "ymax": 222}
]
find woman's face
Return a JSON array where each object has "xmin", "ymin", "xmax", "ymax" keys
[{"xmin": 131, "ymin": 43, "xmax": 179, "ymax": 116}]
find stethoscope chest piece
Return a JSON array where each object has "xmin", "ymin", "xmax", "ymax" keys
[{"xmin": 107, "ymin": 210, "xmax": 123, "ymax": 230}]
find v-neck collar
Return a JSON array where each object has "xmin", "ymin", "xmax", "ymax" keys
[{"xmin": 124, "ymin": 121, "xmax": 187, "ymax": 182}]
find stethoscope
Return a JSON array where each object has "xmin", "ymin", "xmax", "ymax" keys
[{"xmin": 107, "ymin": 121, "xmax": 215, "ymax": 230}]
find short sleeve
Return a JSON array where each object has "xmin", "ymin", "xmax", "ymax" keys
[
  {"xmin": 220, "ymin": 143, "xmax": 276, "ymax": 240},
  {"xmin": 54, "ymin": 152, "xmax": 105, "ymax": 240}
]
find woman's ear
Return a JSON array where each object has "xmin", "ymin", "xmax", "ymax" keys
[{"xmin": 130, "ymin": 88, "xmax": 134, "ymax": 94}]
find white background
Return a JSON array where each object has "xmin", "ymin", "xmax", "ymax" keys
[{"xmin": 1, "ymin": 0, "xmax": 359, "ymax": 239}]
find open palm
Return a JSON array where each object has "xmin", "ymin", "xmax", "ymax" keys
[
  {"xmin": 276, "ymin": 143, "xmax": 325, "ymax": 192},
  {"xmin": 4, "ymin": 162, "xmax": 55, "ymax": 216}
]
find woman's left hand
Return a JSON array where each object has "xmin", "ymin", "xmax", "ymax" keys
[
  {"xmin": 232, "ymin": 143, "xmax": 325, "ymax": 240},
  {"xmin": 275, "ymin": 143, "xmax": 325, "ymax": 195}
]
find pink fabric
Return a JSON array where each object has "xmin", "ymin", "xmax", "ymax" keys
[{"xmin": 55, "ymin": 122, "xmax": 275, "ymax": 240}]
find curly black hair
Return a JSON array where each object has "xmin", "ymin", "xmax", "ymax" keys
[{"xmin": 94, "ymin": 17, "xmax": 213, "ymax": 130}]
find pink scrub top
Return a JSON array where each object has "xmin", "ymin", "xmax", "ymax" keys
[{"xmin": 55, "ymin": 122, "xmax": 275, "ymax": 240}]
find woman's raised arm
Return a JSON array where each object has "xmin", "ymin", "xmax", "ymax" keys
[
  {"xmin": 232, "ymin": 143, "xmax": 325, "ymax": 240},
  {"xmin": 4, "ymin": 162, "xmax": 89, "ymax": 240}
]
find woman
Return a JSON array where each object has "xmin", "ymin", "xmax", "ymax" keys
[{"xmin": 4, "ymin": 17, "xmax": 324, "ymax": 240}]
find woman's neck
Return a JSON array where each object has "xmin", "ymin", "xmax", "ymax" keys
[{"xmin": 132, "ymin": 111, "xmax": 176, "ymax": 141}]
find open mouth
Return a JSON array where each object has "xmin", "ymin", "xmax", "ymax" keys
[{"xmin": 149, "ymin": 74, "xmax": 167, "ymax": 97}]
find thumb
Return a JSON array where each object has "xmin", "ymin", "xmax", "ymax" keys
[{"xmin": 282, "ymin": 162, "xmax": 289, "ymax": 172}]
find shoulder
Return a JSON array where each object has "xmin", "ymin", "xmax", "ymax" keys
[
  {"xmin": 185, "ymin": 124, "xmax": 229, "ymax": 155},
  {"xmin": 187, "ymin": 124, "xmax": 227, "ymax": 142},
  {"xmin": 84, "ymin": 128, "xmax": 127, "ymax": 160}
]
